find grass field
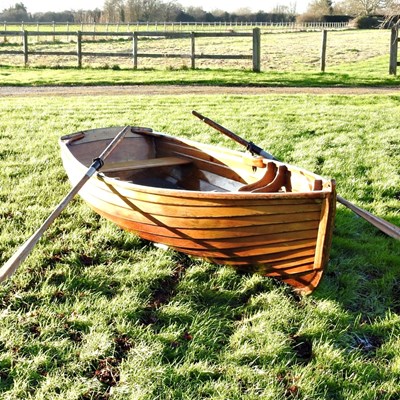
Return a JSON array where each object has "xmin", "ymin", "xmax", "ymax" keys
[
  {"xmin": 0, "ymin": 53, "xmax": 399, "ymax": 88},
  {"xmin": 0, "ymin": 93, "xmax": 399, "ymax": 399}
]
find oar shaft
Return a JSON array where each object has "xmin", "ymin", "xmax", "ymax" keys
[
  {"xmin": 0, "ymin": 177, "xmax": 90, "ymax": 283},
  {"xmin": 337, "ymin": 196, "xmax": 400, "ymax": 240},
  {"xmin": 192, "ymin": 110, "xmax": 247, "ymax": 147},
  {"xmin": 192, "ymin": 110, "xmax": 277, "ymax": 160},
  {"xmin": 0, "ymin": 125, "xmax": 131, "ymax": 283}
]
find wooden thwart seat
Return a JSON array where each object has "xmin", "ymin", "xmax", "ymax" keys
[{"xmin": 102, "ymin": 157, "xmax": 192, "ymax": 173}]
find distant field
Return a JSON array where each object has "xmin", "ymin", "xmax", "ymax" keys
[{"xmin": 0, "ymin": 28, "xmax": 390, "ymax": 72}]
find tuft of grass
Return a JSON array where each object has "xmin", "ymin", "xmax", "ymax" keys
[{"xmin": 0, "ymin": 94, "xmax": 399, "ymax": 399}]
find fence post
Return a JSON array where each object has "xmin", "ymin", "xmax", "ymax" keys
[
  {"xmin": 320, "ymin": 29, "xmax": 327, "ymax": 72},
  {"xmin": 77, "ymin": 31, "xmax": 82, "ymax": 68},
  {"xmin": 190, "ymin": 32, "xmax": 195, "ymax": 69},
  {"xmin": 252, "ymin": 27, "xmax": 261, "ymax": 72},
  {"xmin": 22, "ymin": 30, "xmax": 28, "ymax": 66},
  {"xmin": 133, "ymin": 31, "xmax": 138, "ymax": 69},
  {"xmin": 389, "ymin": 26, "xmax": 398, "ymax": 75}
]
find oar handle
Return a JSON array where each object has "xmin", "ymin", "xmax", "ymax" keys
[{"xmin": 0, "ymin": 126, "xmax": 131, "ymax": 283}]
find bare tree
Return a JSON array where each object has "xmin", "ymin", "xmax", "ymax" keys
[
  {"xmin": 380, "ymin": 0, "xmax": 400, "ymax": 26},
  {"xmin": 161, "ymin": 1, "xmax": 181, "ymax": 21},
  {"xmin": 335, "ymin": 0, "xmax": 385, "ymax": 15},
  {"xmin": 124, "ymin": 0, "xmax": 142, "ymax": 21},
  {"xmin": 383, "ymin": 0, "xmax": 400, "ymax": 14},
  {"xmin": 102, "ymin": 0, "xmax": 125, "ymax": 22},
  {"xmin": 307, "ymin": 0, "xmax": 334, "ymax": 15},
  {"xmin": 139, "ymin": 0, "xmax": 160, "ymax": 21},
  {"xmin": 272, "ymin": 3, "xmax": 298, "ymax": 15}
]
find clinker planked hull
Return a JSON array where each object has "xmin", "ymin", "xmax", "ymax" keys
[{"xmin": 60, "ymin": 126, "xmax": 336, "ymax": 294}]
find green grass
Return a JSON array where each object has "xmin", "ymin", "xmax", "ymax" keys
[
  {"xmin": 0, "ymin": 56, "xmax": 399, "ymax": 87},
  {"xmin": 0, "ymin": 94, "xmax": 399, "ymax": 399}
]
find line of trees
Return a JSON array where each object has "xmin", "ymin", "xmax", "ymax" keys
[
  {"xmin": 1, "ymin": 0, "xmax": 400, "ymax": 24},
  {"xmin": 0, "ymin": 2, "xmax": 100, "ymax": 23},
  {"xmin": 299, "ymin": 0, "xmax": 400, "ymax": 26},
  {"xmin": 0, "ymin": 1, "xmax": 297, "ymax": 24},
  {"xmin": 101, "ymin": 0, "xmax": 298, "ymax": 23},
  {"xmin": 300, "ymin": 0, "xmax": 400, "ymax": 20}
]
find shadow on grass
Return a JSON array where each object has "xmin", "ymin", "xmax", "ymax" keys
[{"xmin": 1, "ymin": 65, "xmax": 400, "ymax": 87}]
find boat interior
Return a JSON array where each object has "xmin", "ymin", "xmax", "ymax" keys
[{"xmin": 66, "ymin": 128, "xmax": 327, "ymax": 194}]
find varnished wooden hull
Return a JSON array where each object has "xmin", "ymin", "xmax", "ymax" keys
[{"xmin": 60, "ymin": 127, "xmax": 336, "ymax": 294}]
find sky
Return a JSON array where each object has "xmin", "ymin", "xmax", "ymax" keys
[{"xmin": 1, "ymin": 0, "xmax": 311, "ymax": 14}]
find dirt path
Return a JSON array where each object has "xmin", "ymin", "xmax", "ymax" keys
[{"xmin": 1, "ymin": 85, "xmax": 400, "ymax": 97}]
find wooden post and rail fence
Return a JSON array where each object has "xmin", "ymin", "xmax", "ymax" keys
[
  {"xmin": 0, "ymin": 28, "xmax": 336, "ymax": 72},
  {"xmin": 0, "ymin": 28, "xmax": 262, "ymax": 71}
]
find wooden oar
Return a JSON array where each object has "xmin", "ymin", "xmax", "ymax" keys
[
  {"xmin": 192, "ymin": 110, "xmax": 278, "ymax": 161},
  {"xmin": 0, "ymin": 125, "xmax": 131, "ymax": 283},
  {"xmin": 192, "ymin": 110, "xmax": 400, "ymax": 240}
]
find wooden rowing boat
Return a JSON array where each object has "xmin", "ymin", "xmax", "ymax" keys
[{"xmin": 59, "ymin": 126, "xmax": 336, "ymax": 294}]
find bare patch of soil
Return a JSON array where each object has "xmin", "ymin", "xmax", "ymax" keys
[{"xmin": 1, "ymin": 85, "xmax": 399, "ymax": 97}]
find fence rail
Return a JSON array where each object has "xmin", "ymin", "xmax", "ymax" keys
[
  {"xmin": 1, "ymin": 21, "xmax": 349, "ymax": 32},
  {"xmin": 0, "ymin": 29, "xmax": 261, "ymax": 71}
]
